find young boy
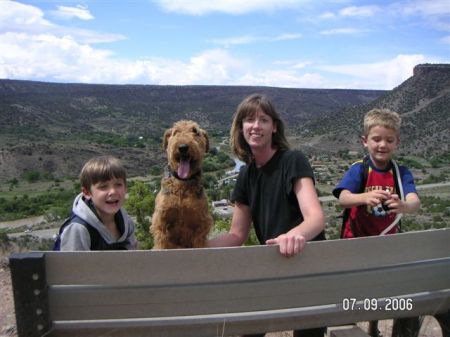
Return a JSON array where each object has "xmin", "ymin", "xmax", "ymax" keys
[
  {"xmin": 333, "ymin": 108, "xmax": 420, "ymax": 238},
  {"xmin": 58, "ymin": 155, "xmax": 137, "ymax": 251},
  {"xmin": 333, "ymin": 108, "xmax": 420, "ymax": 337}
]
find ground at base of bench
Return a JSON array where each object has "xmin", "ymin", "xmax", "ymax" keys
[{"xmin": 330, "ymin": 326, "xmax": 370, "ymax": 337}]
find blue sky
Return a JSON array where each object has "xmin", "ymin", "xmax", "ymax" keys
[{"xmin": 1, "ymin": 0, "xmax": 449, "ymax": 89}]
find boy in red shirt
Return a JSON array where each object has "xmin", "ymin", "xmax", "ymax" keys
[
  {"xmin": 333, "ymin": 108, "xmax": 420, "ymax": 238},
  {"xmin": 333, "ymin": 108, "xmax": 421, "ymax": 337}
]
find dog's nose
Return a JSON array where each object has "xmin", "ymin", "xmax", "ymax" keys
[{"xmin": 179, "ymin": 144, "xmax": 189, "ymax": 154}]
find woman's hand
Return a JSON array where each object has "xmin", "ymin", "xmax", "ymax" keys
[{"xmin": 266, "ymin": 233, "xmax": 306, "ymax": 258}]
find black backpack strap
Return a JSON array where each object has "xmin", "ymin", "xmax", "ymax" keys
[
  {"xmin": 54, "ymin": 214, "xmax": 99, "ymax": 250},
  {"xmin": 360, "ymin": 156, "xmax": 370, "ymax": 193},
  {"xmin": 340, "ymin": 156, "xmax": 369, "ymax": 238},
  {"xmin": 339, "ymin": 208, "xmax": 351, "ymax": 239},
  {"xmin": 81, "ymin": 221, "xmax": 100, "ymax": 250}
]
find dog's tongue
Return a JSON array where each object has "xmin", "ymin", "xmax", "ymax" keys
[{"xmin": 177, "ymin": 159, "xmax": 190, "ymax": 179}]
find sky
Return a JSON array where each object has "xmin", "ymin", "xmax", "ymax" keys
[{"xmin": 0, "ymin": 0, "xmax": 449, "ymax": 90}]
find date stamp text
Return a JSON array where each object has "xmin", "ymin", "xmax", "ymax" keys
[{"xmin": 342, "ymin": 297, "xmax": 413, "ymax": 311}]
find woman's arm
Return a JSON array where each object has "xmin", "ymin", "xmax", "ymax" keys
[
  {"xmin": 266, "ymin": 177, "xmax": 325, "ymax": 257},
  {"xmin": 207, "ymin": 201, "xmax": 252, "ymax": 247}
]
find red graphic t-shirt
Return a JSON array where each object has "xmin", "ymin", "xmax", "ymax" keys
[{"xmin": 343, "ymin": 167, "xmax": 398, "ymax": 238}]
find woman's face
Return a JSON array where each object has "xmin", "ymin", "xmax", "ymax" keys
[{"xmin": 242, "ymin": 108, "xmax": 277, "ymax": 151}]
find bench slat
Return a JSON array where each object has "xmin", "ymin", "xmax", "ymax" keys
[
  {"xmin": 49, "ymin": 258, "xmax": 450, "ymax": 320},
  {"xmin": 9, "ymin": 229, "xmax": 450, "ymax": 337},
  {"xmin": 49, "ymin": 290, "xmax": 450, "ymax": 337},
  {"xmin": 44, "ymin": 229, "xmax": 450, "ymax": 286}
]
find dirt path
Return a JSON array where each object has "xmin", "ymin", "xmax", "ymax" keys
[{"xmin": 0, "ymin": 216, "xmax": 45, "ymax": 230}]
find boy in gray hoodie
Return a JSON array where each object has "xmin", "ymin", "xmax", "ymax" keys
[{"xmin": 59, "ymin": 155, "xmax": 137, "ymax": 251}]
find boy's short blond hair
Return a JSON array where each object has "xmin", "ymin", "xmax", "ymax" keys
[
  {"xmin": 80, "ymin": 155, "xmax": 127, "ymax": 190},
  {"xmin": 363, "ymin": 108, "xmax": 401, "ymax": 136}
]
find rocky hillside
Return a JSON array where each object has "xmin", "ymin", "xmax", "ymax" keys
[
  {"xmin": 303, "ymin": 64, "xmax": 450, "ymax": 157},
  {"xmin": 0, "ymin": 63, "xmax": 448, "ymax": 182},
  {"xmin": 0, "ymin": 81, "xmax": 385, "ymax": 182}
]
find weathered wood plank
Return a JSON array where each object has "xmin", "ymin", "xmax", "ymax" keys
[
  {"xmin": 48, "ymin": 258, "xmax": 449, "ymax": 320},
  {"xmin": 9, "ymin": 229, "xmax": 450, "ymax": 337},
  {"xmin": 48, "ymin": 290, "xmax": 450, "ymax": 337},
  {"xmin": 44, "ymin": 229, "xmax": 450, "ymax": 286}
]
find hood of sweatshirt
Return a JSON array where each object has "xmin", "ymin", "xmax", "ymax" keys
[{"xmin": 72, "ymin": 193, "xmax": 135, "ymax": 244}]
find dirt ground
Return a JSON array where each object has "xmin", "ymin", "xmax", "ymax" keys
[
  {"xmin": 0, "ymin": 256, "xmax": 16, "ymax": 337},
  {"xmin": 0, "ymin": 253, "xmax": 443, "ymax": 337}
]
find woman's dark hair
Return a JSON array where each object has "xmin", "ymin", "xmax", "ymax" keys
[{"xmin": 230, "ymin": 94, "xmax": 290, "ymax": 163}]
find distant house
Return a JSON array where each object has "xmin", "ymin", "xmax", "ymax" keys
[
  {"xmin": 212, "ymin": 199, "xmax": 227, "ymax": 207},
  {"xmin": 212, "ymin": 199, "xmax": 234, "ymax": 218}
]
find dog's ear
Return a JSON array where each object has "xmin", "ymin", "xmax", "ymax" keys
[
  {"xmin": 201, "ymin": 129, "xmax": 210, "ymax": 153},
  {"xmin": 163, "ymin": 128, "xmax": 173, "ymax": 150}
]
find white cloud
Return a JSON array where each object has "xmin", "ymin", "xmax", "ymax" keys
[
  {"xmin": 210, "ymin": 33, "xmax": 302, "ymax": 47},
  {"xmin": 393, "ymin": 0, "xmax": 450, "ymax": 32},
  {"xmin": 210, "ymin": 35, "xmax": 258, "ymax": 46},
  {"xmin": 339, "ymin": 5, "xmax": 381, "ymax": 17},
  {"xmin": 0, "ymin": 0, "xmax": 53, "ymax": 33},
  {"xmin": 0, "ymin": 32, "xmax": 115, "ymax": 81},
  {"xmin": 318, "ymin": 11, "xmax": 336, "ymax": 20},
  {"xmin": 0, "ymin": 0, "xmax": 124, "ymax": 44},
  {"xmin": 275, "ymin": 33, "xmax": 303, "ymax": 41},
  {"xmin": 317, "ymin": 54, "xmax": 430, "ymax": 89},
  {"xmin": 0, "ymin": 32, "xmax": 249, "ymax": 85},
  {"xmin": 318, "ymin": 6, "xmax": 381, "ymax": 21},
  {"xmin": 51, "ymin": 5, "xmax": 94, "ymax": 21},
  {"xmin": 0, "ymin": 27, "xmax": 434, "ymax": 89},
  {"xmin": 153, "ymin": 49, "xmax": 248, "ymax": 85},
  {"xmin": 292, "ymin": 62, "xmax": 311, "ymax": 69},
  {"xmin": 0, "ymin": 0, "xmax": 446, "ymax": 90},
  {"xmin": 236, "ymin": 70, "xmax": 327, "ymax": 88},
  {"xmin": 155, "ymin": 0, "xmax": 302, "ymax": 15},
  {"xmin": 320, "ymin": 28, "xmax": 364, "ymax": 35},
  {"xmin": 400, "ymin": 0, "xmax": 450, "ymax": 16}
]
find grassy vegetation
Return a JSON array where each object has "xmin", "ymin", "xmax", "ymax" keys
[
  {"xmin": 1, "ymin": 151, "xmax": 448, "ymax": 250},
  {"xmin": 0, "ymin": 192, "xmax": 72, "ymax": 222}
]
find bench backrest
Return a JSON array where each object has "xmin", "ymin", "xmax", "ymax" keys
[{"xmin": 9, "ymin": 229, "xmax": 450, "ymax": 337}]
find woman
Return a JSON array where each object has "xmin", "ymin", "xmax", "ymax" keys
[{"xmin": 208, "ymin": 93, "xmax": 326, "ymax": 337}]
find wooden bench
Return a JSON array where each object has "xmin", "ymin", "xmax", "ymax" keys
[{"xmin": 9, "ymin": 229, "xmax": 450, "ymax": 337}]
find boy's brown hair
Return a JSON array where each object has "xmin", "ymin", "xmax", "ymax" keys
[
  {"xmin": 79, "ymin": 155, "xmax": 127, "ymax": 190},
  {"xmin": 363, "ymin": 108, "xmax": 401, "ymax": 136}
]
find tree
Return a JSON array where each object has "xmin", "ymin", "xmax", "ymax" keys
[{"xmin": 125, "ymin": 181, "xmax": 155, "ymax": 249}]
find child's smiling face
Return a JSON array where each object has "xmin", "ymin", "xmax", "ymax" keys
[
  {"xmin": 362, "ymin": 125, "xmax": 399, "ymax": 169},
  {"xmin": 83, "ymin": 177, "xmax": 127, "ymax": 218}
]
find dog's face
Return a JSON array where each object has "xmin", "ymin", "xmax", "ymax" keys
[{"xmin": 163, "ymin": 120, "xmax": 209, "ymax": 179}]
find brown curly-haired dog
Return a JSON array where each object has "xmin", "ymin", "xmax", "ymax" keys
[{"xmin": 150, "ymin": 120, "xmax": 213, "ymax": 249}]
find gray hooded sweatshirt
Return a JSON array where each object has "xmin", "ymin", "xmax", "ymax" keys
[{"xmin": 60, "ymin": 193, "xmax": 137, "ymax": 251}]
